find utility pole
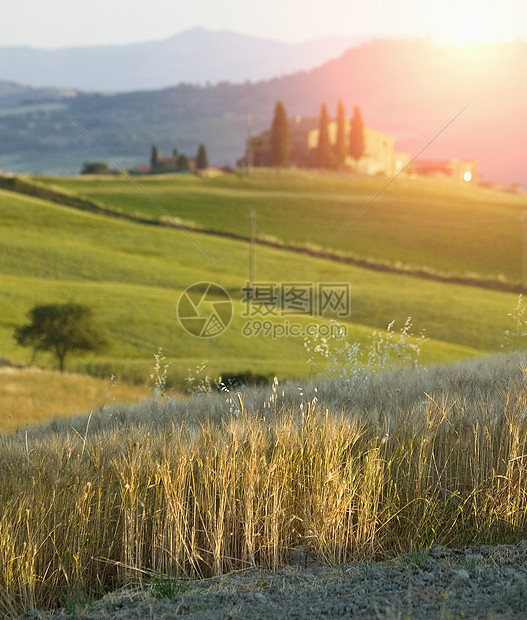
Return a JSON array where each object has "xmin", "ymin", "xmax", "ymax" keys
[
  {"xmin": 522, "ymin": 210, "xmax": 527, "ymax": 290},
  {"xmin": 249, "ymin": 208, "xmax": 256, "ymax": 293}
]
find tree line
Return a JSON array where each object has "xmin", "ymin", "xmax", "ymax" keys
[
  {"xmin": 80, "ymin": 143, "xmax": 208, "ymax": 175},
  {"xmin": 270, "ymin": 100, "xmax": 365, "ymax": 169},
  {"xmin": 150, "ymin": 143, "xmax": 208, "ymax": 173}
]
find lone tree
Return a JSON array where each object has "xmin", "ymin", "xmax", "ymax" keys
[
  {"xmin": 14, "ymin": 303, "xmax": 106, "ymax": 372},
  {"xmin": 270, "ymin": 101, "xmax": 290, "ymax": 168},
  {"xmin": 335, "ymin": 100, "xmax": 348, "ymax": 168},
  {"xmin": 349, "ymin": 105, "xmax": 365, "ymax": 161},
  {"xmin": 196, "ymin": 143, "xmax": 208, "ymax": 170},
  {"xmin": 317, "ymin": 103, "xmax": 333, "ymax": 169}
]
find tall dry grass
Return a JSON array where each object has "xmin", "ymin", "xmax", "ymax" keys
[{"xmin": 1, "ymin": 352, "xmax": 527, "ymax": 616}]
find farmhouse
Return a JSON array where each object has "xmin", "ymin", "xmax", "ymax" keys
[
  {"xmin": 132, "ymin": 145, "xmax": 199, "ymax": 174},
  {"xmin": 411, "ymin": 159, "xmax": 479, "ymax": 183},
  {"xmin": 243, "ymin": 115, "xmax": 401, "ymax": 176}
]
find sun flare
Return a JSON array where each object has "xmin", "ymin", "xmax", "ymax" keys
[{"xmin": 438, "ymin": 1, "xmax": 498, "ymax": 46}]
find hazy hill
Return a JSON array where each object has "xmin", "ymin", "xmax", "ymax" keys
[
  {"xmin": 0, "ymin": 38, "xmax": 525, "ymax": 186},
  {"xmin": 0, "ymin": 81, "xmax": 76, "ymax": 106},
  {"xmin": 0, "ymin": 28, "xmax": 362, "ymax": 92}
]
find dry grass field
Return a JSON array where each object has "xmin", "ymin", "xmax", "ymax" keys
[
  {"xmin": 0, "ymin": 366, "xmax": 148, "ymax": 434},
  {"xmin": 2, "ymin": 352, "xmax": 527, "ymax": 616}
]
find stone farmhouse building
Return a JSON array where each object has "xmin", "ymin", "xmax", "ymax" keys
[
  {"xmin": 241, "ymin": 114, "xmax": 478, "ymax": 184},
  {"xmin": 242, "ymin": 115, "xmax": 408, "ymax": 177}
]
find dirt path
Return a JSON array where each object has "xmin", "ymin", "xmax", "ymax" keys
[{"xmin": 30, "ymin": 542, "xmax": 527, "ymax": 619}]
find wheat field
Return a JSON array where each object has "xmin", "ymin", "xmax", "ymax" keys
[{"xmin": 1, "ymin": 352, "xmax": 527, "ymax": 616}]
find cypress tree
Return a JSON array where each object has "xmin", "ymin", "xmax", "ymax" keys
[
  {"xmin": 335, "ymin": 100, "xmax": 348, "ymax": 168},
  {"xmin": 349, "ymin": 106, "xmax": 365, "ymax": 161},
  {"xmin": 150, "ymin": 144, "xmax": 160, "ymax": 170},
  {"xmin": 196, "ymin": 143, "xmax": 208, "ymax": 170},
  {"xmin": 270, "ymin": 101, "xmax": 290, "ymax": 168},
  {"xmin": 317, "ymin": 104, "xmax": 333, "ymax": 169},
  {"xmin": 177, "ymin": 154, "xmax": 189, "ymax": 170}
]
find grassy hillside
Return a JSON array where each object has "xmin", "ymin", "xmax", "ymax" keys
[
  {"xmin": 1, "ymin": 178, "xmax": 525, "ymax": 431},
  {"xmin": 0, "ymin": 185, "xmax": 521, "ymax": 369},
  {"xmin": 35, "ymin": 169, "xmax": 527, "ymax": 282}
]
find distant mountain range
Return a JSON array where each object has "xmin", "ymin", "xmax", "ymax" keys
[
  {"xmin": 0, "ymin": 37, "xmax": 525, "ymax": 186},
  {"xmin": 0, "ymin": 28, "xmax": 364, "ymax": 92}
]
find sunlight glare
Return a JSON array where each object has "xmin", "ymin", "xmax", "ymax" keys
[{"xmin": 441, "ymin": 1, "xmax": 496, "ymax": 46}]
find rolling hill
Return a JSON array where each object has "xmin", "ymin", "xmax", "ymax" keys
[
  {"xmin": 0, "ymin": 173, "xmax": 523, "ymax": 383},
  {"xmin": 33, "ymin": 169, "xmax": 527, "ymax": 284},
  {"xmin": 3, "ymin": 170, "xmax": 527, "ymax": 433},
  {"xmin": 0, "ymin": 38, "xmax": 525, "ymax": 186}
]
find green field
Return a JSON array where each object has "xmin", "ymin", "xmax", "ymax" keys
[
  {"xmin": 0, "ymin": 177, "xmax": 524, "ymax": 393},
  {"xmin": 34, "ymin": 169, "xmax": 527, "ymax": 281}
]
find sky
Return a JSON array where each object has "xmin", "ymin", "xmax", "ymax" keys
[{"xmin": 1, "ymin": 0, "xmax": 527, "ymax": 48}]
